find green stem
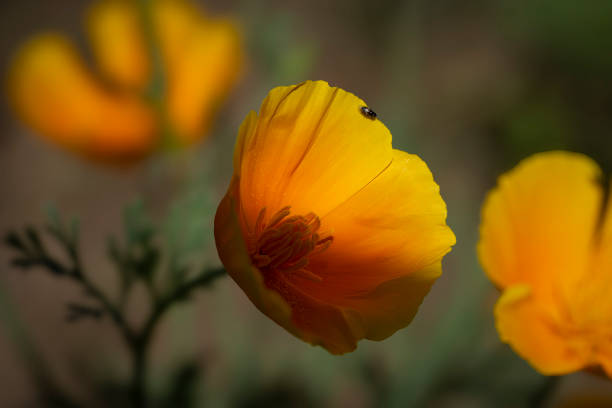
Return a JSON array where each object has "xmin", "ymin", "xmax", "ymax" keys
[
  {"xmin": 0, "ymin": 280, "xmax": 81, "ymax": 407},
  {"xmin": 6, "ymin": 220, "xmax": 227, "ymax": 407},
  {"xmin": 74, "ymin": 270, "xmax": 136, "ymax": 344},
  {"xmin": 128, "ymin": 267, "xmax": 226, "ymax": 408},
  {"xmin": 130, "ymin": 337, "xmax": 148, "ymax": 408},
  {"xmin": 136, "ymin": 0, "xmax": 176, "ymax": 150},
  {"xmin": 529, "ymin": 376, "xmax": 560, "ymax": 408},
  {"xmin": 142, "ymin": 267, "xmax": 227, "ymax": 343},
  {"xmin": 77, "ymin": 267, "xmax": 225, "ymax": 407}
]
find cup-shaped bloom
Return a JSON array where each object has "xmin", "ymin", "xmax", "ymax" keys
[
  {"xmin": 479, "ymin": 151, "xmax": 612, "ymax": 377},
  {"xmin": 8, "ymin": 0, "xmax": 242, "ymax": 163},
  {"xmin": 215, "ymin": 80, "xmax": 456, "ymax": 354}
]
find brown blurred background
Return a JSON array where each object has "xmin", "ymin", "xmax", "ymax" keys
[{"xmin": 2, "ymin": 1, "xmax": 612, "ymax": 407}]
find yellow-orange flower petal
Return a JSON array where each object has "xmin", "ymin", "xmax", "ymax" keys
[
  {"xmin": 236, "ymin": 81, "xmax": 393, "ymax": 230},
  {"xmin": 87, "ymin": 0, "xmax": 150, "ymax": 90},
  {"xmin": 215, "ymin": 80, "xmax": 455, "ymax": 354},
  {"xmin": 153, "ymin": 0, "xmax": 242, "ymax": 144},
  {"xmin": 8, "ymin": 34, "xmax": 155, "ymax": 162},
  {"xmin": 215, "ymin": 184, "xmax": 297, "ymax": 338},
  {"xmin": 152, "ymin": 0, "xmax": 200, "ymax": 74},
  {"xmin": 479, "ymin": 151, "xmax": 612, "ymax": 376},
  {"xmin": 303, "ymin": 150, "xmax": 455, "ymax": 341},
  {"xmin": 479, "ymin": 152, "xmax": 601, "ymax": 297},
  {"xmin": 495, "ymin": 284, "xmax": 587, "ymax": 374},
  {"xmin": 9, "ymin": 0, "xmax": 242, "ymax": 163},
  {"xmin": 164, "ymin": 20, "xmax": 242, "ymax": 144},
  {"xmin": 87, "ymin": 0, "xmax": 242, "ymax": 142}
]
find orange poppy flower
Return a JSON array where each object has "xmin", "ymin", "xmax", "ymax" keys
[
  {"xmin": 214, "ymin": 80, "xmax": 456, "ymax": 354},
  {"xmin": 478, "ymin": 151, "xmax": 612, "ymax": 377},
  {"xmin": 8, "ymin": 0, "xmax": 242, "ymax": 163}
]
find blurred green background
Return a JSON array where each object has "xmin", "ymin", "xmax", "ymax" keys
[{"xmin": 1, "ymin": 0, "xmax": 612, "ymax": 407}]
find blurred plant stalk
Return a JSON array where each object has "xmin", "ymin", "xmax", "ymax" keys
[{"xmin": 4, "ymin": 203, "xmax": 225, "ymax": 407}]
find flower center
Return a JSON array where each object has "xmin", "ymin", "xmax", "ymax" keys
[{"xmin": 248, "ymin": 206, "xmax": 333, "ymax": 281}]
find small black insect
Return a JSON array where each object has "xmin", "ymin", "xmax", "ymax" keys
[{"xmin": 360, "ymin": 106, "xmax": 377, "ymax": 120}]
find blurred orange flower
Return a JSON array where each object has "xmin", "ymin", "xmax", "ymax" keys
[
  {"xmin": 214, "ymin": 80, "xmax": 455, "ymax": 354},
  {"xmin": 8, "ymin": 0, "xmax": 242, "ymax": 163},
  {"xmin": 479, "ymin": 151, "xmax": 612, "ymax": 377}
]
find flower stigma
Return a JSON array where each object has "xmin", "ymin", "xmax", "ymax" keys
[{"xmin": 248, "ymin": 206, "xmax": 333, "ymax": 282}]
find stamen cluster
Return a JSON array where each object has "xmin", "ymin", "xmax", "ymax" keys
[{"xmin": 248, "ymin": 206, "xmax": 332, "ymax": 281}]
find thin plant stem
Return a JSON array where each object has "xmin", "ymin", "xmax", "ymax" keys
[
  {"xmin": 58, "ymin": 265, "xmax": 225, "ymax": 408},
  {"xmin": 5, "ymin": 219, "xmax": 227, "ymax": 407},
  {"xmin": 128, "ymin": 266, "xmax": 226, "ymax": 408},
  {"xmin": 6, "ymin": 200, "xmax": 230, "ymax": 408},
  {"xmin": 529, "ymin": 376, "xmax": 560, "ymax": 408},
  {"xmin": 74, "ymin": 268, "xmax": 137, "ymax": 344}
]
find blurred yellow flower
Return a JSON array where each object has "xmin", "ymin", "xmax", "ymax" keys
[
  {"xmin": 214, "ymin": 80, "xmax": 455, "ymax": 354},
  {"xmin": 479, "ymin": 151, "xmax": 612, "ymax": 377},
  {"xmin": 8, "ymin": 0, "xmax": 242, "ymax": 163}
]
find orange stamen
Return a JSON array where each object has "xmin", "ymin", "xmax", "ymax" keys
[{"xmin": 248, "ymin": 206, "xmax": 333, "ymax": 280}]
